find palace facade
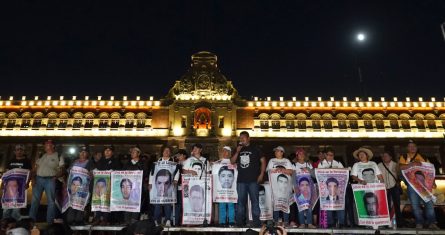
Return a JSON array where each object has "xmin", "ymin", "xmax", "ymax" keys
[{"xmin": 0, "ymin": 51, "xmax": 444, "ymax": 174}]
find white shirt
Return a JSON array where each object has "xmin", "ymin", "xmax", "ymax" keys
[
  {"xmin": 378, "ymin": 161, "xmax": 398, "ymax": 189},
  {"xmin": 266, "ymin": 158, "xmax": 295, "ymax": 172},
  {"xmin": 318, "ymin": 159, "xmax": 344, "ymax": 169},
  {"xmin": 351, "ymin": 161, "xmax": 381, "ymax": 183},
  {"xmin": 294, "ymin": 161, "xmax": 313, "ymax": 174}
]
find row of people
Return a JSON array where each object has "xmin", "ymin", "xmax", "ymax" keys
[{"xmin": 0, "ymin": 134, "xmax": 439, "ymax": 230}]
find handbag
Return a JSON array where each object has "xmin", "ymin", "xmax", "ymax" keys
[{"xmin": 382, "ymin": 162, "xmax": 403, "ymax": 195}]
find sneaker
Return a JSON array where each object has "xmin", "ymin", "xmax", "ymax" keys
[
  {"xmin": 429, "ymin": 223, "xmax": 440, "ymax": 230},
  {"xmin": 165, "ymin": 220, "xmax": 171, "ymax": 227},
  {"xmin": 415, "ymin": 224, "xmax": 423, "ymax": 229},
  {"xmin": 307, "ymin": 224, "xmax": 317, "ymax": 229},
  {"xmin": 297, "ymin": 224, "xmax": 306, "ymax": 228}
]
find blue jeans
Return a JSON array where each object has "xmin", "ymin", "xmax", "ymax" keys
[
  {"xmin": 298, "ymin": 208, "xmax": 313, "ymax": 224},
  {"xmin": 327, "ymin": 210, "xmax": 345, "ymax": 227},
  {"xmin": 273, "ymin": 211, "xmax": 289, "ymax": 223},
  {"xmin": 154, "ymin": 204, "xmax": 172, "ymax": 224},
  {"xmin": 2, "ymin": 209, "xmax": 21, "ymax": 221},
  {"xmin": 219, "ymin": 203, "xmax": 235, "ymax": 224},
  {"xmin": 237, "ymin": 182, "xmax": 261, "ymax": 226},
  {"xmin": 407, "ymin": 184, "xmax": 436, "ymax": 224},
  {"xmin": 29, "ymin": 176, "xmax": 56, "ymax": 223}
]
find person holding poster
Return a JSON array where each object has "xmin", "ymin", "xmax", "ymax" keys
[
  {"xmin": 399, "ymin": 140, "xmax": 439, "ymax": 230},
  {"xmin": 65, "ymin": 145, "xmax": 91, "ymax": 225},
  {"xmin": 2, "ymin": 144, "xmax": 31, "ymax": 221},
  {"xmin": 317, "ymin": 148, "xmax": 346, "ymax": 228},
  {"xmin": 173, "ymin": 149, "xmax": 188, "ymax": 226},
  {"xmin": 212, "ymin": 146, "xmax": 237, "ymax": 226},
  {"xmin": 183, "ymin": 144, "xmax": 210, "ymax": 177},
  {"xmin": 181, "ymin": 175, "xmax": 212, "ymax": 225},
  {"xmin": 266, "ymin": 146, "xmax": 294, "ymax": 226},
  {"xmin": 149, "ymin": 146, "xmax": 178, "ymax": 227},
  {"xmin": 231, "ymin": 131, "xmax": 265, "ymax": 227},
  {"xmin": 121, "ymin": 147, "xmax": 147, "ymax": 225},
  {"xmin": 92, "ymin": 145, "xmax": 122, "ymax": 225},
  {"xmin": 351, "ymin": 147, "xmax": 383, "ymax": 184},
  {"xmin": 293, "ymin": 148, "xmax": 317, "ymax": 228},
  {"xmin": 377, "ymin": 151, "xmax": 403, "ymax": 226}
]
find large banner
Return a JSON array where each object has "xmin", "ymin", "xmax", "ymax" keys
[
  {"xmin": 150, "ymin": 161, "xmax": 177, "ymax": 204},
  {"xmin": 269, "ymin": 170, "xmax": 293, "ymax": 213},
  {"xmin": 401, "ymin": 162, "xmax": 436, "ymax": 202},
  {"xmin": 66, "ymin": 166, "xmax": 91, "ymax": 212},
  {"xmin": 212, "ymin": 161, "xmax": 238, "ymax": 203},
  {"xmin": 91, "ymin": 170, "xmax": 112, "ymax": 212},
  {"xmin": 352, "ymin": 183, "xmax": 390, "ymax": 227},
  {"xmin": 294, "ymin": 172, "xmax": 319, "ymax": 211},
  {"xmin": 1, "ymin": 169, "xmax": 29, "ymax": 209},
  {"xmin": 315, "ymin": 168, "xmax": 349, "ymax": 210},
  {"xmin": 110, "ymin": 170, "xmax": 143, "ymax": 212},
  {"xmin": 182, "ymin": 175, "xmax": 212, "ymax": 225}
]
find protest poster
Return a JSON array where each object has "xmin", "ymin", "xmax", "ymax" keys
[
  {"xmin": 212, "ymin": 161, "xmax": 238, "ymax": 203},
  {"xmin": 66, "ymin": 166, "xmax": 91, "ymax": 212},
  {"xmin": 269, "ymin": 169, "xmax": 293, "ymax": 213},
  {"xmin": 352, "ymin": 183, "xmax": 390, "ymax": 227},
  {"xmin": 248, "ymin": 183, "xmax": 273, "ymax": 221},
  {"xmin": 1, "ymin": 168, "xmax": 29, "ymax": 209},
  {"xmin": 150, "ymin": 161, "xmax": 177, "ymax": 204},
  {"xmin": 91, "ymin": 170, "xmax": 112, "ymax": 212},
  {"xmin": 110, "ymin": 170, "xmax": 143, "ymax": 212},
  {"xmin": 401, "ymin": 162, "xmax": 436, "ymax": 202},
  {"xmin": 182, "ymin": 175, "xmax": 212, "ymax": 225},
  {"xmin": 294, "ymin": 172, "xmax": 319, "ymax": 211},
  {"xmin": 315, "ymin": 168, "xmax": 349, "ymax": 210}
]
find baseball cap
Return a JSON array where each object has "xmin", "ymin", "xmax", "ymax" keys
[
  {"xmin": 223, "ymin": 146, "xmax": 232, "ymax": 152},
  {"xmin": 273, "ymin": 146, "xmax": 285, "ymax": 153}
]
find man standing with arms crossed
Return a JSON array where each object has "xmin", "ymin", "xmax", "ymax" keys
[{"xmin": 231, "ymin": 131, "xmax": 266, "ymax": 227}]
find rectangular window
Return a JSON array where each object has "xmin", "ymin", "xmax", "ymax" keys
[
  {"xmin": 271, "ymin": 120, "xmax": 280, "ymax": 130},
  {"xmin": 364, "ymin": 120, "xmax": 373, "ymax": 130},
  {"xmin": 84, "ymin": 120, "xmax": 94, "ymax": 129},
  {"xmin": 427, "ymin": 120, "xmax": 436, "ymax": 130},
  {"xmin": 47, "ymin": 120, "xmax": 57, "ymax": 129},
  {"xmin": 416, "ymin": 120, "xmax": 425, "ymax": 130},
  {"xmin": 99, "ymin": 120, "xmax": 108, "ymax": 129},
  {"xmin": 390, "ymin": 120, "xmax": 399, "ymax": 130},
  {"xmin": 297, "ymin": 120, "xmax": 306, "ymax": 130},
  {"xmin": 312, "ymin": 120, "xmax": 321, "ymax": 131},
  {"xmin": 31, "ymin": 120, "xmax": 41, "ymax": 129},
  {"xmin": 323, "ymin": 120, "xmax": 332, "ymax": 130},
  {"xmin": 181, "ymin": 116, "xmax": 187, "ymax": 128},
  {"xmin": 286, "ymin": 120, "xmax": 295, "ymax": 129},
  {"xmin": 401, "ymin": 120, "xmax": 410, "ymax": 130},
  {"xmin": 218, "ymin": 116, "xmax": 224, "ymax": 128},
  {"xmin": 125, "ymin": 120, "xmax": 134, "ymax": 128},
  {"xmin": 260, "ymin": 120, "xmax": 269, "ymax": 129},
  {"xmin": 58, "ymin": 120, "xmax": 67, "ymax": 129},
  {"xmin": 137, "ymin": 119, "xmax": 145, "ymax": 128},
  {"xmin": 349, "ymin": 120, "xmax": 358, "ymax": 131},
  {"xmin": 338, "ymin": 120, "xmax": 347, "ymax": 131},
  {"xmin": 21, "ymin": 119, "xmax": 31, "ymax": 129},
  {"xmin": 111, "ymin": 120, "xmax": 120, "ymax": 129},
  {"xmin": 375, "ymin": 120, "xmax": 384, "ymax": 130},
  {"xmin": 73, "ymin": 120, "xmax": 83, "ymax": 129}
]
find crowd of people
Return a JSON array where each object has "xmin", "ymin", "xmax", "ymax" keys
[{"xmin": 0, "ymin": 132, "xmax": 442, "ymax": 233}]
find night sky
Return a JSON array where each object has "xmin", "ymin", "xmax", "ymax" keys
[{"xmin": 2, "ymin": 1, "xmax": 445, "ymax": 100}]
